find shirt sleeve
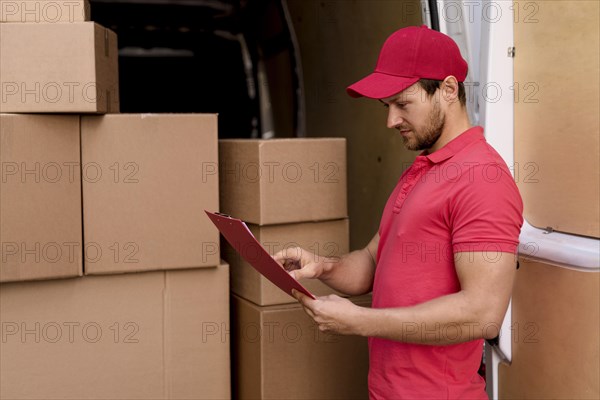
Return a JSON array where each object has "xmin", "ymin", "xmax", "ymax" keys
[{"xmin": 449, "ymin": 162, "xmax": 524, "ymax": 254}]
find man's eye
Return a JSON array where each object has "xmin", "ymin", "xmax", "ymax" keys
[
  {"xmin": 396, "ymin": 102, "xmax": 407, "ymax": 108},
  {"xmin": 382, "ymin": 103, "xmax": 389, "ymax": 109}
]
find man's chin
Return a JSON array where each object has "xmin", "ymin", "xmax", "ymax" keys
[{"xmin": 402, "ymin": 138, "xmax": 421, "ymax": 152}]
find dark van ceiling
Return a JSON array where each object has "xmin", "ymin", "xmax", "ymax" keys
[{"xmin": 90, "ymin": 0, "xmax": 301, "ymax": 139}]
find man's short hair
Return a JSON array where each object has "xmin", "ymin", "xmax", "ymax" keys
[{"xmin": 418, "ymin": 79, "xmax": 467, "ymax": 107}]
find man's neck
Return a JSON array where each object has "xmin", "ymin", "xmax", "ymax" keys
[{"xmin": 427, "ymin": 112, "xmax": 472, "ymax": 153}]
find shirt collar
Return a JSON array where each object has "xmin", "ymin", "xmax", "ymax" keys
[{"xmin": 422, "ymin": 126, "xmax": 484, "ymax": 164}]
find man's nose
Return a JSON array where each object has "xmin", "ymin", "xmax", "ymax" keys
[{"xmin": 387, "ymin": 109, "xmax": 403, "ymax": 129}]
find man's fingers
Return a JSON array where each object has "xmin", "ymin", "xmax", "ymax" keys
[
  {"xmin": 273, "ymin": 247, "xmax": 303, "ymax": 270},
  {"xmin": 318, "ymin": 322, "xmax": 338, "ymax": 333},
  {"xmin": 292, "ymin": 289, "xmax": 315, "ymax": 309},
  {"xmin": 274, "ymin": 247, "xmax": 321, "ymax": 279},
  {"xmin": 289, "ymin": 263, "xmax": 317, "ymax": 280},
  {"xmin": 301, "ymin": 305, "xmax": 316, "ymax": 319},
  {"xmin": 291, "ymin": 288, "xmax": 304, "ymax": 302},
  {"xmin": 272, "ymin": 251, "xmax": 288, "ymax": 266},
  {"xmin": 288, "ymin": 269, "xmax": 301, "ymax": 280},
  {"xmin": 292, "ymin": 290, "xmax": 317, "ymax": 319},
  {"xmin": 283, "ymin": 259, "xmax": 301, "ymax": 272}
]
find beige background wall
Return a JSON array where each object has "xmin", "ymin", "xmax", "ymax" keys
[
  {"xmin": 287, "ymin": 0, "xmax": 422, "ymax": 249},
  {"xmin": 515, "ymin": 0, "xmax": 600, "ymax": 238}
]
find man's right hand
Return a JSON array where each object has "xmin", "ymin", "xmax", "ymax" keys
[
  {"xmin": 273, "ymin": 247, "xmax": 325, "ymax": 281},
  {"xmin": 273, "ymin": 233, "xmax": 378, "ymax": 296}
]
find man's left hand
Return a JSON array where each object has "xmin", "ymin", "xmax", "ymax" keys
[{"xmin": 291, "ymin": 289, "xmax": 366, "ymax": 336}]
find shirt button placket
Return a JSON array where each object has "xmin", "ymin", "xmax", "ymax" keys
[{"xmin": 393, "ymin": 157, "xmax": 431, "ymax": 213}]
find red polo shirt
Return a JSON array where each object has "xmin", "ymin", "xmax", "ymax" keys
[{"xmin": 369, "ymin": 126, "xmax": 523, "ymax": 399}]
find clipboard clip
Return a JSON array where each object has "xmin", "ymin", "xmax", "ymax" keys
[{"xmin": 214, "ymin": 212, "xmax": 233, "ymax": 218}]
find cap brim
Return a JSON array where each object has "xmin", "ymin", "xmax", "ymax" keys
[{"xmin": 346, "ymin": 72, "xmax": 420, "ymax": 99}]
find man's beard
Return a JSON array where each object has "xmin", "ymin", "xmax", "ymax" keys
[{"xmin": 402, "ymin": 101, "xmax": 445, "ymax": 151}]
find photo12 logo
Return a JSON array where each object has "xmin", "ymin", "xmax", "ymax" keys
[
  {"xmin": 201, "ymin": 321, "xmax": 339, "ymax": 344},
  {"xmin": 0, "ymin": 1, "xmax": 89, "ymax": 23},
  {"xmin": 0, "ymin": 241, "xmax": 142, "ymax": 265},
  {"xmin": 437, "ymin": 1, "xmax": 540, "ymax": 25},
  {"xmin": 1, "ymin": 81, "xmax": 109, "ymax": 105},
  {"xmin": 1, "ymin": 321, "xmax": 140, "ymax": 344},
  {"xmin": 219, "ymin": 161, "xmax": 340, "ymax": 184},
  {"xmin": 1, "ymin": 161, "xmax": 141, "ymax": 184}
]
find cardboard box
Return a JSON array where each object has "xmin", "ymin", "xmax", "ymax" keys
[
  {"xmin": 225, "ymin": 218, "xmax": 350, "ymax": 306},
  {"xmin": 0, "ymin": 22, "xmax": 119, "ymax": 113},
  {"xmin": 219, "ymin": 138, "xmax": 347, "ymax": 224},
  {"xmin": 0, "ymin": 114, "xmax": 82, "ymax": 283},
  {"xmin": 0, "ymin": 264, "xmax": 231, "ymax": 399},
  {"xmin": 0, "ymin": 0, "xmax": 90, "ymax": 22},
  {"xmin": 81, "ymin": 114, "xmax": 220, "ymax": 275},
  {"xmin": 232, "ymin": 294, "xmax": 370, "ymax": 399}
]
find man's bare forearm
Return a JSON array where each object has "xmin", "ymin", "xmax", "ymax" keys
[
  {"xmin": 348, "ymin": 251, "xmax": 516, "ymax": 344},
  {"xmin": 356, "ymin": 291, "xmax": 502, "ymax": 345},
  {"xmin": 318, "ymin": 247, "xmax": 376, "ymax": 296}
]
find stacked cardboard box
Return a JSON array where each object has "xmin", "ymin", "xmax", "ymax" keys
[
  {"xmin": 233, "ymin": 294, "xmax": 370, "ymax": 400},
  {"xmin": 219, "ymin": 138, "xmax": 349, "ymax": 305},
  {"xmin": 0, "ymin": 113, "xmax": 229, "ymax": 398},
  {"xmin": 0, "ymin": 5, "xmax": 229, "ymax": 398},
  {"xmin": 80, "ymin": 114, "xmax": 220, "ymax": 275},
  {"xmin": 0, "ymin": 2, "xmax": 119, "ymax": 113},
  {"xmin": 0, "ymin": 266, "xmax": 230, "ymax": 399},
  {"xmin": 219, "ymin": 138, "xmax": 370, "ymax": 398},
  {"xmin": 1, "ymin": 114, "xmax": 83, "ymax": 282}
]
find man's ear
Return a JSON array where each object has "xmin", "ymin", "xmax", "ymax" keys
[{"xmin": 441, "ymin": 76, "xmax": 460, "ymax": 105}]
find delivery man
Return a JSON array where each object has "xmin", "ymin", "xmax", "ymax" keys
[{"xmin": 274, "ymin": 25, "xmax": 523, "ymax": 400}]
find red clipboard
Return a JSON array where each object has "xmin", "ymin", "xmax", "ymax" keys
[{"xmin": 205, "ymin": 211, "xmax": 316, "ymax": 300}]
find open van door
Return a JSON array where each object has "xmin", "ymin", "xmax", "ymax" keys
[{"xmin": 423, "ymin": 1, "xmax": 600, "ymax": 398}]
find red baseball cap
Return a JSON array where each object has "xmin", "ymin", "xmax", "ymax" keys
[{"xmin": 347, "ymin": 25, "xmax": 468, "ymax": 99}]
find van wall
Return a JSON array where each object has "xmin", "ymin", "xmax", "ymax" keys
[
  {"xmin": 514, "ymin": 0, "xmax": 600, "ymax": 238},
  {"xmin": 499, "ymin": 259, "xmax": 600, "ymax": 399},
  {"xmin": 501, "ymin": 1, "xmax": 600, "ymax": 398},
  {"xmin": 287, "ymin": 0, "xmax": 422, "ymax": 249}
]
